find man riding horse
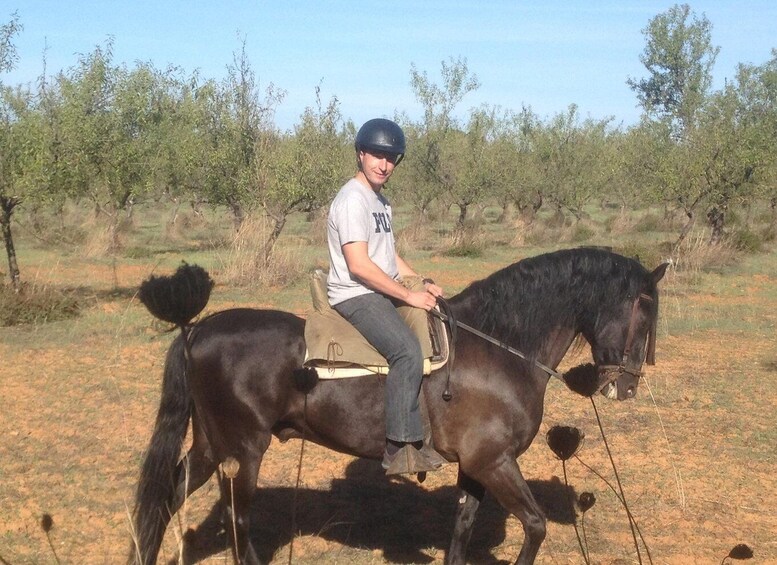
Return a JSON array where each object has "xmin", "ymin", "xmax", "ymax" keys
[{"xmin": 326, "ymin": 118, "xmax": 447, "ymax": 475}]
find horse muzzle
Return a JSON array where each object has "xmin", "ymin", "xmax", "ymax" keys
[{"xmin": 597, "ymin": 365, "xmax": 641, "ymax": 401}]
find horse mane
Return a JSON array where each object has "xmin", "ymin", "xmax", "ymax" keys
[{"xmin": 450, "ymin": 247, "xmax": 650, "ymax": 359}]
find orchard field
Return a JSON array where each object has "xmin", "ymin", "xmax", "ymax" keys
[{"xmin": 0, "ymin": 202, "xmax": 775, "ymax": 564}]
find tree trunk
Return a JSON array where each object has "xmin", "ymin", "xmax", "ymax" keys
[
  {"xmin": 263, "ymin": 215, "xmax": 287, "ymax": 263},
  {"xmin": 456, "ymin": 203, "xmax": 468, "ymax": 230},
  {"xmin": 167, "ymin": 197, "xmax": 181, "ymax": 228},
  {"xmin": 706, "ymin": 207, "xmax": 725, "ymax": 244},
  {"xmin": 706, "ymin": 194, "xmax": 729, "ymax": 245},
  {"xmin": 672, "ymin": 210, "xmax": 696, "ymax": 256},
  {"xmin": 0, "ymin": 196, "xmax": 21, "ymax": 291},
  {"xmin": 228, "ymin": 198, "xmax": 245, "ymax": 232},
  {"xmin": 497, "ymin": 200, "xmax": 513, "ymax": 224}
]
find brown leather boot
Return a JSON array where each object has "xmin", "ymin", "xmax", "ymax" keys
[{"xmin": 383, "ymin": 443, "xmax": 440, "ymax": 475}]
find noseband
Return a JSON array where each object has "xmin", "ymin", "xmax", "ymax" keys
[{"xmin": 596, "ymin": 292, "xmax": 656, "ymax": 391}]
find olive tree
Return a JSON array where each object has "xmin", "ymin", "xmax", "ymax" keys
[
  {"xmin": 699, "ymin": 51, "xmax": 777, "ymax": 241},
  {"xmin": 0, "ymin": 12, "xmax": 25, "ymax": 287},
  {"xmin": 626, "ymin": 4, "xmax": 720, "ymax": 248},
  {"xmin": 529, "ymin": 105, "xmax": 614, "ymax": 222},
  {"xmin": 492, "ymin": 107, "xmax": 544, "ymax": 225},
  {"xmin": 402, "ymin": 57, "xmax": 480, "ymax": 217},
  {"xmin": 627, "ymin": 3, "xmax": 719, "ymax": 140},
  {"xmin": 196, "ymin": 42, "xmax": 284, "ymax": 231},
  {"xmin": 255, "ymin": 87, "xmax": 348, "ymax": 262}
]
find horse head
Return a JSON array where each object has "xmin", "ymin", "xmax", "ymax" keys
[{"xmin": 577, "ymin": 261, "xmax": 669, "ymax": 401}]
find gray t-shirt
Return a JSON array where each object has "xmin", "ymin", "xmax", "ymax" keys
[{"xmin": 327, "ymin": 178, "xmax": 398, "ymax": 306}]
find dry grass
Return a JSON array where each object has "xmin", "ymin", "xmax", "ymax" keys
[
  {"xmin": 216, "ymin": 213, "xmax": 307, "ymax": 288},
  {"xmin": 672, "ymin": 229, "xmax": 739, "ymax": 277},
  {"xmin": 1, "ymin": 201, "xmax": 775, "ymax": 564}
]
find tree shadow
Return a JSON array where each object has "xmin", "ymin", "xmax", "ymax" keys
[{"xmin": 177, "ymin": 459, "xmax": 576, "ymax": 564}]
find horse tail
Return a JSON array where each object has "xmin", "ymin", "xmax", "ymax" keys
[
  {"xmin": 130, "ymin": 334, "xmax": 190, "ymax": 565},
  {"xmin": 130, "ymin": 263, "xmax": 214, "ymax": 564}
]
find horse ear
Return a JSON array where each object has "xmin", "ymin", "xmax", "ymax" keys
[{"xmin": 651, "ymin": 262, "xmax": 670, "ymax": 285}]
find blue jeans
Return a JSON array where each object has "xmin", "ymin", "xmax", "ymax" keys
[{"xmin": 333, "ymin": 292, "xmax": 424, "ymax": 443}]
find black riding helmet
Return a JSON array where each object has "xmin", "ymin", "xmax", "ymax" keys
[{"xmin": 355, "ymin": 118, "xmax": 406, "ymax": 166}]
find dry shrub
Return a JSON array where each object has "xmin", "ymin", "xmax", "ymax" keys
[
  {"xmin": 604, "ymin": 212, "xmax": 634, "ymax": 235},
  {"xmin": 218, "ymin": 214, "xmax": 306, "ymax": 288},
  {"xmin": 440, "ymin": 223, "xmax": 485, "ymax": 257},
  {"xmin": 0, "ymin": 282, "xmax": 81, "ymax": 326},
  {"xmin": 673, "ymin": 230, "xmax": 738, "ymax": 277},
  {"xmin": 508, "ymin": 215, "xmax": 534, "ymax": 246},
  {"xmin": 727, "ymin": 227, "xmax": 763, "ymax": 252},
  {"xmin": 18, "ymin": 202, "xmax": 89, "ymax": 248},
  {"xmin": 164, "ymin": 208, "xmax": 228, "ymax": 250},
  {"xmin": 538, "ymin": 219, "xmax": 599, "ymax": 245},
  {"xmin": 79, "ymin": 214, "xmax": 133, "ymax": 258},
  {"xmin": 566, "ymin": 221, "xmax": 597, "ymax": 243},
  {"xmin": 303, "ymin": 209, "xmax": 329, "ymax": 247},
  {"xmin": 164, "ymin": 209, "xmax": 198, "ymax": 240},
  {"xmin": 614, "ymin": 241, "xmax": 667, "ymax": 270},
  {"xmin": 395, "ymin": 220, "xmax": 433, "ymax": 255},
  {"xmin": 520, "ymin": 221, "xmax": 550, "ymax": 246}
]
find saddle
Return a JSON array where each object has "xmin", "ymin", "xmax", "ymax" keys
[{"xmin": 303, "ymin": 269, "xmax": 450, "ymax": 379}]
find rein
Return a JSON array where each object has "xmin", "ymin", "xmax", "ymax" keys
[
  {"xmin": 431, "ymin": 291, "xmax": 655, "ymax": 399},
  {"xmin": 430, "ymin": 298, "xmax": 565, "ymax": 398}
]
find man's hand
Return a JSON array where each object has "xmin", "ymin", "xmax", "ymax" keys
[
  {"xmin": 405, "ymin": 289, "xmax": 438, "ymax": 311},
  {"xmin": 423, "ymin": 280, "xmax": 444, "ymax": 299}
]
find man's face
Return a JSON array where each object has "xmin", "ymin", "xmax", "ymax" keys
[{"xmin": 358, "ymin": 150, "xmax": 398, "ymax": 189}]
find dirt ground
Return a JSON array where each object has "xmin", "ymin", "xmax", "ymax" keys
[{"xmin": 1, "ymin": 260, "xmax": 775, "ymax": 564}]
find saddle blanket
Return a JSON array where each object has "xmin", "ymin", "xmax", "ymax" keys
[{"xmin": 303, "ymin": 269, "xmax": 449, "ymax": 379}]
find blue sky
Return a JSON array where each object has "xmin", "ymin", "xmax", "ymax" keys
[{"xmin": 3, "ymin": 1, "xmax": 775, "ymax": 131}]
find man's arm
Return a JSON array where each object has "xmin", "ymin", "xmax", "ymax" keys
[{"xmin": 342, "ymin": 242, "xmax": 438, "ymax": 310}]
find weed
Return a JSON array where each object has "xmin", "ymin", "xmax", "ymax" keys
[
  {"xmin": 633, "ymin": 213, "xmax": 663, "ymax": 233},
  {"xmin": 217, "ymin": 213, "xmax": 308, "ymax": 287},
  {"xmin": 728, "ymin": 228, "xmax": 762, "ymax": 253},
  {"xmin": 0, "ymin": 282, "xmax": 81, "ymax": 326},
  {"xmin": 613, "ymin": 242, "xmax": 666, "ymax": 269},
  {"xmin": 569, "ymin": 223, "xmax": 596, "ymax": 243},
  {"xmin": 672, "ymin": 230, "xmax": 739, "ymax": 276}
]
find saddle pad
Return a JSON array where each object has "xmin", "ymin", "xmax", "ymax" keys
[{"xmin": 303, "ymin": 270, "xmax": 449, "ymax": 379}]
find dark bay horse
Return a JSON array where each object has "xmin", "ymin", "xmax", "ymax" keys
[{"xmin": 130, "ymin": 247, "xmax": 668, "ymax": 565}]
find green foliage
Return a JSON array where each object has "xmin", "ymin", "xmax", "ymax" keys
[
  {"xmin": 0, "ymin": 10, "xmax": 775, "ymax": 288},
  {"xmin": 440, "ymin": 241, "xmax": 483, "ymax": 258},
  {"xmin": 0, "ymin": 282, "xmax": 81, "ymax": 326},
  {"xmin": 728, "ymin": 228, "xmax": 763, "ymax": 253},
  {"xmin": 627, "ymin": 3, "xmax": 719, "ymax": 136},
  {"xmin": 569, "ymin": 223, "xmax": 595, "ymax": 243},
  {"xmin": 0, "ymin": 12, "xmax": 22, "ymax": 74},
  {"xmin": 613, "ymin": 241, "xmax": 666, "ymax": 270},
  {"xmin": 401, "ymin": 57, "xmax": 480, "ymax": 216}
]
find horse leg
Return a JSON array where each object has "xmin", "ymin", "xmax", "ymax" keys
[
  {"xmin": 474, "ymin": 457, "xmax": 546, "ymax": 565},
  {"xmin": 218, "ymin": 434, "xmax": 270, "ymax": 565},
  {"xmin": 445, "ymin": 470, "xmax": 486, "ymax": 565},
  {"xmin": 172, "ymin": 413, "xmax": 218, "ymax": 511}
]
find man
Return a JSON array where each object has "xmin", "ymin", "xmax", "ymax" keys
[{"xmin": 327, "ymin": 118, "xmax": 446, "ymax": 475}]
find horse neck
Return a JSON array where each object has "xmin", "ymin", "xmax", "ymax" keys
[
  {"xmin": 448, "ymin": 281, "xmax": 577, "ymax": 360},
  {"xmin": 537, "ymin": 325, "xmax": 580, "ymax": 371}
]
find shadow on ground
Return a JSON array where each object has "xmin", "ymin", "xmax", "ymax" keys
[{"xmin": 176, "ymin": 459, "xmax": 576, "ymax": 564}]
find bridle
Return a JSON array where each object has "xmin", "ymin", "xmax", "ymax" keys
[
  {"xmin": 595, "ymin": 292, "xmax": 656, "ymax": 392},
  {"xmin": 432, "ymin": 291, "xmax": 657, "ymax": 399}
]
